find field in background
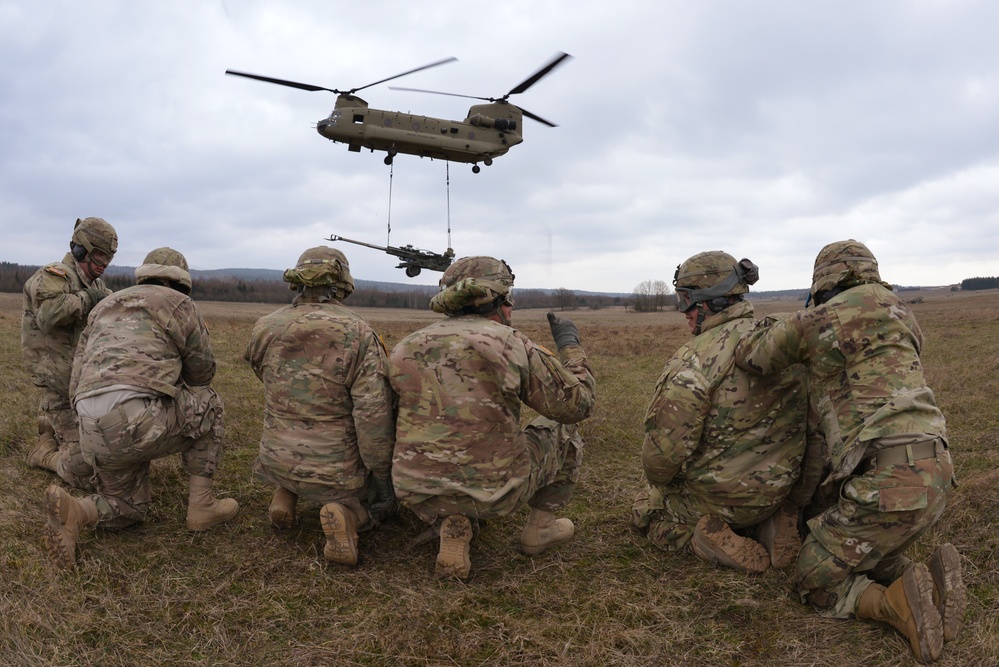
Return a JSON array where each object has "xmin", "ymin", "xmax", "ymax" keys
[{"xmin": 0, "ymin": 290, "xmax": 996, "ymax": 666}]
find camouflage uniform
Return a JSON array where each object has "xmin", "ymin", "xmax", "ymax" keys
[
  {"xmin": 632, "ymin": 300, "xmax": 807, "ymax": 551},
  {"xmin": 390, "ymin": 312, "xmax": 595, "ymax": 524},
  {"xmin": 245, "ymin": 298, "xmax": 395, "ymax": 517},
  {"xmin": 736, "ymin": 243, "xmax": 953, "ymax": 619},
  {"xmin": 22, "ymin": 231, "xmax": 114, "ymax": 489},
  {"xmin": 70, "ymin": 281, "xmax": 224, "ymax": 529}
]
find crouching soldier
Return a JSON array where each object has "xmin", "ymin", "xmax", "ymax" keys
[
  {"xmin": 245, "ymin": 246, "xmax": 396, "ymax": 566},
  {"xmin": 389, "ymin": 256, "xmax": 596, "ymax": 580},
  {"xmin": 44, "ymin": 247, "xmax": 238, "ymax": 570}
]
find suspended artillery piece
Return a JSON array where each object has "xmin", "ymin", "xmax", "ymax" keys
[{"xmin": 327, "ymin": 234, "xmax": 454, "ymax": 278}]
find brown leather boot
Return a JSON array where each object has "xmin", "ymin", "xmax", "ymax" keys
[
  {"xmin": 435, "ymin": 514, "xmax": 472, "ymax": 580},
  {"xmin": 691, "ymin": 515, "xmax": 770, "ymax": 574},
  {"xmin": 186, "ymin": 475, "xmax": 239, "ymax": 531},
  {"xmin": 856, "ymin": 564, "xmax": 943, "ymax": 663},
  {"xmin": 928, "ymin": 543, "xmax": 965, "ymax": 642},
  {"xmin": 756, "ymin": 501, "xmax": 801, "ymax": 569},
  {"xmin": 28, "ymin": 433, "xmax": 61, "ymax": 472},
  {"xmin": 44, "ymin": 485, "xmax": 98, "ymax": 570},
  {"xmin": 520, "ymin": 508, "xmax": 574, "ymax": 555},
  {"xmin": 268, "ymin": 487, "xmax": 297, "ymax": 529},
  {"xmin": 320, "ymin": 502, "xmax": 358, "ymax": 566}
]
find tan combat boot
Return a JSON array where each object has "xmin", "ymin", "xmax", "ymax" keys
[
  {"xmin": 928, "ymin": 543, "xmax": 966, "ymax": 642},
  {"xmin": 690, "ymin": 514, "xmax": 770, "ymax": 574},
  {"xmin": 756, "ymin": 501, "xmax": 801, "ymax": 569},
  {"xmin": 186, "ymin": 475, "xmax": 239, "ymax": 531},
  {"xmin": 856, "ymin": 564, "xmax": 943, "ymax": 663},
  {"xmin": 320, "ymin": 502, "xmax": 359, "ymax": 566},
  {"xmin": 44, "ymin": 484, "xmax": 98, "ymax": 570},
  {"xmin": 520, "ymin": 508, "xmax": 575, "ymax": 555},
  {"xmin": 435, "ymin": 514, "xmax": 472, "ymax": 580},
  {"xmin": 268, "ymin": 486, "xmax": 298, "ymax": 529},
  {"xmin": 27, "ymin": 433, "xmax": 61, "ymax": 472}
]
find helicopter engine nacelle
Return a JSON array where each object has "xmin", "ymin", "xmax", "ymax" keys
[{"xmin": 468, "ymin": 114, "xmax": 517, "ymax": 132}]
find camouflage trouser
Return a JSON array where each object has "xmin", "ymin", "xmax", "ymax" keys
[
  {"xmin": 79, "ymin": 387, "xmax": 225, "ymax": 530},
  {"xmin": 37, "ymin": 387, "xmax": 95, "ymax": 490},
  {"xmin": 631, "ymin": 483, "xmax": 783, "ymax": 552},
  {"xmin": 405, "ymin": 416, "xmax": 584, "ymax": 524},
  {"xmin": 794, "ymin": 440, "xmax": 953, "ymax": 619}
]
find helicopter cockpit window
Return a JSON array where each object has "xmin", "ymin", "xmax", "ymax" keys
[{"xmin": 352, "ymin": 114, "xmax": 364, "ymax": 124}]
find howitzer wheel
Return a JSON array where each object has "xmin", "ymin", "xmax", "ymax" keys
[{"xmin": 405, "ymin": 265, "xmax": 422, "ymax": 277}]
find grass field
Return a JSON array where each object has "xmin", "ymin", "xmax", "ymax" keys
[{"xmin": 1, "ymin": 289, "xmax": 996, "ymax": 666}]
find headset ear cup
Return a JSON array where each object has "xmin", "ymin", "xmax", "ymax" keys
[{"xmin": 71, "ymin": 243, "xmax": 87, "ymax": 262}]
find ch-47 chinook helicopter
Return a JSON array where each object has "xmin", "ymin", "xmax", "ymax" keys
[{"xmin": 225, "ymin": 52, "xmax": 572, "ymax": 173}]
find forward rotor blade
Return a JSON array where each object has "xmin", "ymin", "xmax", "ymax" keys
[
  {"xmin": 224, "ymin": 70, "xmax": 339, "ymax": 93},
  {"xmin": 354, "ymin": 57, "xmax": 458, "ymax": 93},
  {"xmin": 389, "ymin": 86, "xmax": 493, "ymax": 102},
  {"xmin": 518, "ymin": 106, "xmax": 558, "ymax": 127},
  {"xmin": 507, "ymin": 52, "xmax": 572, "ymax": 96}
]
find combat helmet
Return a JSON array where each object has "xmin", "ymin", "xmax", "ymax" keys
[
  {"xmin": 135, "ymin": 247, "xmax": 192, "ymax": 294},
  {"xmin": 809, "ymin": 239, "xmax": 890, "ymax": 306},
  {"xmin": 430, "ymin": 256, "xmax": 515, "ymax": 315},
  {"xmin": 71, "ymin": 217, "xmax": 118, "ymax": 265},
  {"xmin": 673, "ymin": 251, "xmax": 759, "ymax": 313},
  {"xmin": 283, "ymin": 246, "xmax": 354, "ymax": 298}
]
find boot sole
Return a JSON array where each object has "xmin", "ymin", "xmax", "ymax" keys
[
  {"xmin": 435, "ymin": 515, "xmax": 472, "ymax": 579},
  {"xmin": 928, "ymin": 543, "xmax": 966, "ymax": 642},
  {"xmin": 43, "ymin": 486, "xmax": 76, "ymax": 570},
  {"xmin": 758, "ymin": 505, "xmax": 801, "ymax": 570},
  {"xmin": 902, "ymin": 564, "xmax": 944, "ymax": 662},
  {"xmin": 320, "ymin": 503, "xmax": 358, "ymax": 566},
  {"xmin": 691, "ymin": 515, "xmax": 770, "ymax": 574}
]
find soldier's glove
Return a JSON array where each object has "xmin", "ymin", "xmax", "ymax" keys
[
  {"xmin": 368, "ymin": 475, "xmax": 397, "ymax": 523},
  {"xmin": 547, "ymin": 312, "xmax": 580, "ymax": 350},
  {"xmin": 84, "ymin": 286, "xmax": 108, "ymax": 310}
]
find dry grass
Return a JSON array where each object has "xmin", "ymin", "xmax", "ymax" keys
[{"xmin": 1, "ymin": 289, "xmax": 996, "ymax": 666}]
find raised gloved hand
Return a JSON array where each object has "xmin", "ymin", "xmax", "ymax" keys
[
  {"xmin": 547, "ymin": 311, "xmax": 580, "ymax": 350},
  {"xmin": 368, "ymin": 475, "xmax": 397, "ymax": 522},
  {"xmin": 84, "ymin": 286, "xmax": 108, "ymax": 309}
]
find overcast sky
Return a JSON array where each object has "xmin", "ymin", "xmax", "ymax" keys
[{"xmin": 2, "ymin": 1, "xmax": 997, "ymax": 293}]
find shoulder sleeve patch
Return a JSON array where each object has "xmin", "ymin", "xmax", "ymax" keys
[{"xmin": 44, "ymin": 265, "xmax": 68, "ymax": 278}]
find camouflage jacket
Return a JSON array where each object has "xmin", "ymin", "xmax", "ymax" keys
[
  {"xmin": 244, "ymin": 300, "xmax": 396, "ymax": 488},
  {"xmin": 71, "ymin": 284, "xmax": 216, "ymax": 400},
  {"xmin": 735, "ymin": 282, "xmax": 947, "ymax": 488},
  {"xmin": 21, "ymin": 252, "xmax": 111, "ymax": 396},
  {"xmin": 642, "ymin": 301, "xmax": 807, "ymax": 508},
  {"xmin": 390, "ymin": 315, "xmax": 596, "ymax": 503}
]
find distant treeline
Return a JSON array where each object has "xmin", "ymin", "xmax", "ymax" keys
[
  {"xmin": 0, "ymin": 262, "xmax": 625, "ymax": 310},
  {"xmin": 960, "ymin": 276, "xmax": 999, "ymax": 290}
]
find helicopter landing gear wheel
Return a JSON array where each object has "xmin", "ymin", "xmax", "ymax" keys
[
  {"xmin": 472, "ymin": 164, "xmax": 481, "ymax": 174},
  {"xmin": 405, "ymin": 265, "xmax": 422, "ymax": 278},
  {"xmin": 483, "ymin": 158, "xmax": 492, "ymax": 166}
]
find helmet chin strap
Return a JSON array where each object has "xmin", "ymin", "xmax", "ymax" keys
[{"xmin": 693, "ymin": 304, "xmax": 708, "ymax": 335}]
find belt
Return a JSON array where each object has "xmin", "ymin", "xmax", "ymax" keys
[{"xmin": 869, "ymin": 439, "xmax": 944, "ymax": 469}]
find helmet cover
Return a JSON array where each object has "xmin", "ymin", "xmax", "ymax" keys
[
  {"xmin": 283, "ymin": 246, "xmax": 354, "ymax": 297},
  {"xmin": 430, "ymin": 256, "xmax": 514, "ymax": 314}
]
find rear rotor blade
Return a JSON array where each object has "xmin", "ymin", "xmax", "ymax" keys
[
  {"xmin": 507, "ymin": 52, "xmax": 572, "ymax": 96},
  {"xmin": 353, "ymin": 57, "xmax": 458, "ymax": 93},
  {"xmin": 389, "ymin": 86, "xmax": 493, "ymax": 102},
  {"xmin": 224, "ymin": 70, "xmax": 339, "ymax": 93}
]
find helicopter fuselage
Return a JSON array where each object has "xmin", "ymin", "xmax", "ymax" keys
[{"xmin": 316, "ymin": 96, "xmax": 524, "ymax": 166}]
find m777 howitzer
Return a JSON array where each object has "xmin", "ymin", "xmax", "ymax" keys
[{"xmin": 327, "ymin": 234, "xmax": 455, "ymax": 278}]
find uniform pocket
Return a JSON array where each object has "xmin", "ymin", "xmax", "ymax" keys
[{"xmin": 877, "ymin": 486, "xmax": 928, "ymax": 512}]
